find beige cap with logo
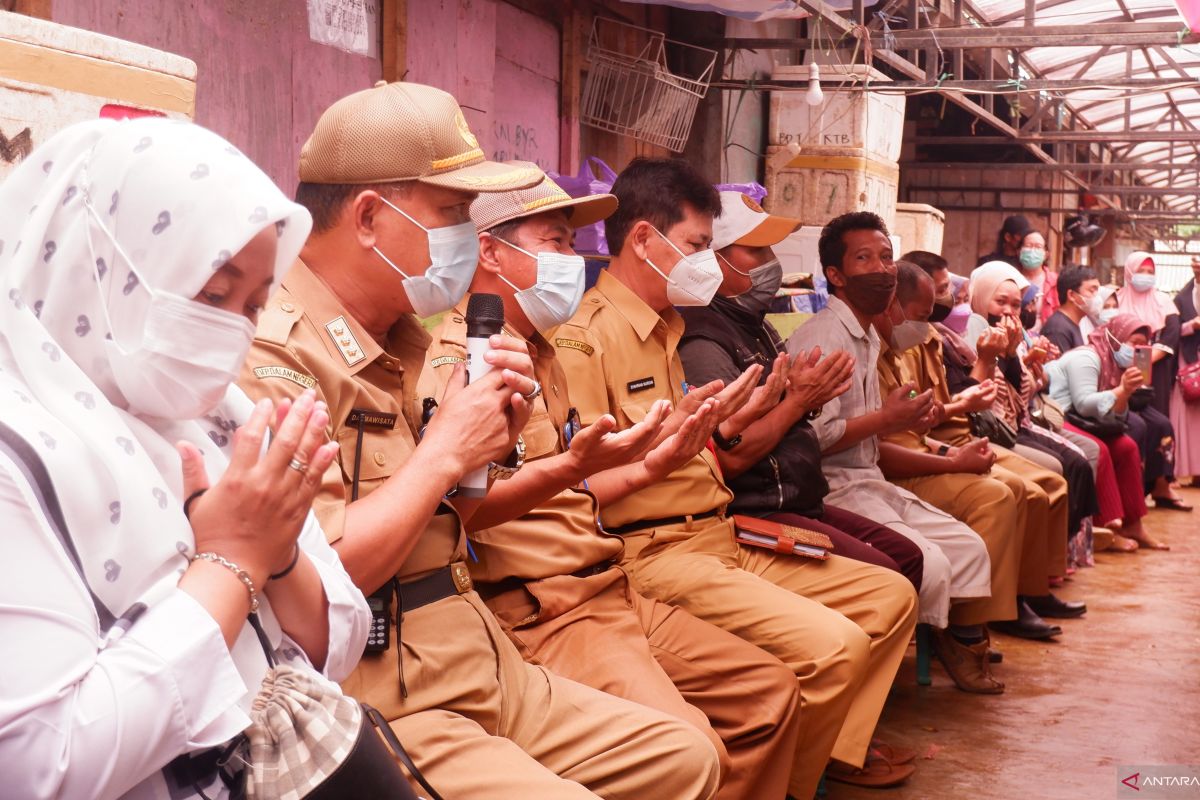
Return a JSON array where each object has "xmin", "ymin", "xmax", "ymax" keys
[
  {"xmin": 711, "ymin": 191, "xmax": 802, "ymax": 250},
  {"xmin": 470, "ymin": 167, "xmax": 618, "ymax": 233},
  {"xmin": 299, "ymin": 81, "xmax": 543, "ymax": 192}
]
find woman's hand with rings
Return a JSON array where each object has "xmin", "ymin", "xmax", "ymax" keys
[{"xmin": 176, "ymin": 389, "xmax": 338, "ymax": 584}]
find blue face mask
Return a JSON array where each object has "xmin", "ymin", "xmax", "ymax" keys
[
  {"xmin": 1130, "ymin": 273, "xmax": 1156, "ymax": 293},
  {"xmin": 1108, "ymin": 331, "xmax": 1135, "ymax": 368},
  {"xmin": 1019, "ymin": 247, "xmax": 1046, "ymax": 271}
]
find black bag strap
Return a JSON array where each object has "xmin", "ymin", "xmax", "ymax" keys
[{"xmin": 362, "ymin": 704, "xmax": 446, "ymax": 800}]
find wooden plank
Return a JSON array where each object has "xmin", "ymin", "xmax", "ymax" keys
[
  {"xmin": 381, "ymin": 0, "xmax": 406, "ymax": 81},
  {"xmin": 559, "ymin": 5, "xmax": 582, "ymax": 175}
]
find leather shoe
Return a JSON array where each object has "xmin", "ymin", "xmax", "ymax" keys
[
  {"xmin": 931, "ymin": 628, "xmax": 1004, "ymax": 694},
  {"xmin": 1024, "ymin": 593, "xmax": 1086, "ymax": 619},
  {"xmin": 988, "ymin": 600, "xmax": 1062, "ymax": 640}
]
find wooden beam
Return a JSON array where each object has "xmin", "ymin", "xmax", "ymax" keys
[
  {"xmin": 915, "ymin": 130, "xmax": 1200, "ymax": 143},
  {"xmin": 722, "ymin": 22, "xmax": 1200, "ymax": 50},
  {"xmin": 559, "ymin": 6, "xmax": 584, "ymax": 175},
  {"xmin": 901, "ymin": 161, "xmax": 1200, "ymax": 171},
  {"xmin": 381, "ymin": 0, "xmax": 407, "ymax": 82}
]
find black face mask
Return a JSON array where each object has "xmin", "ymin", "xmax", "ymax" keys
[
  {"xmin": 930, "ymin": 299, "xmax": 953, "ymax": 323},
  {"xmin": 835, "ymin": 270, "xmax": 897, "ymax": 316},
  {"xmin": 987, "ymin": 313, "xmax": 1003, "ymax": 326},
  {"xmin": 1020, "ymin": 306, "xmax": 1038, "ymax": 330}
]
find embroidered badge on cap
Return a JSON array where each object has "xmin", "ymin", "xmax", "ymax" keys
[
  {"xmin": 627, "ymin": 377, "xmax": 656, "ymax": 393},
  {"xmin": 430, "ymin": 355, "xmax": 466, "ymax": 368},
  {"xmin": 741, "ymin": 194, "xmax": 765, "ymax": 213},
  {"xmin": 325, "ymin": 315, "xmax": 364, "ymax": 367},
  {"xmin": 253, "ymin": 365, "xmax": 317, "ymax": 389},
  {"xmin": 556, "ymin": 338, "xmax": 594, "ymax": 356}
]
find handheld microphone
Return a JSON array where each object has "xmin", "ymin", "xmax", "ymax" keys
[{"xmin": 460, "ymin": 293, "xmax": 505, "ymax": 497}]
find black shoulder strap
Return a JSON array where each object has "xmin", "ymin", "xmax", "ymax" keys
[{"xmin": 0, "ymin": 419, "xmax": 117, "ymax": 631}]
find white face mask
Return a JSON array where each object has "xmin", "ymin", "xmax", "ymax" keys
[
  {"xmin": 493, "ymin": 237, "xmax": 586, "ymax": 332},
  {"xmin": 86, "ymin": 202, "xmax": 255, "ymax": 419},
  {"xmin": 375, "ymin": 196, "xmax": 478, "ymax": 317},
  {"xmin": 719, "ymin": 252, "xmax": 783, "ymax": 314},
  {"xmin": 1129, "ymin": 273, "xmax": 1156, "ymax": 293},
  {"xmin": 1073, "ymin": 290, "xmax": 1103, "ymax": 321},
  {"xmin": 889, "ymin": 318, "xmax": 931, "ymax": 352},
  {"xmin": 1098, "ymin": 308, "xmax": 1120, "ymax": 325},
  {"xmin": 646, "ymin": 227, "xmax": 722, "ymax": 307}
]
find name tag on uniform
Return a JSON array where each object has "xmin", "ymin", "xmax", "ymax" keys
[
  {"xmin": 346, "ymin": 409, "xmax": 398, "ymax": 430},
  {"xmin": 627, "ymin": 376, "xmax": 656, "ymax": 393}
]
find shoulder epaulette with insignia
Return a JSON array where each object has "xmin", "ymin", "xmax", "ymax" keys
[{"xmin": 256, "ymin": 297, "xmax": 303, "ymax": 346}]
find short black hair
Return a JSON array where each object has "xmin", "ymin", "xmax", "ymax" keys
[
  {"xmin": 995, "ymin": 214, "xmax": 1032, "ymax": 252},
  {"xmin": 295, "ymin": 180, "xmax": 412, "ymax": 234},
  {"xmin": 895, "ymin": 260, "xmax": 932, "ymax": 304},
  {"xmin": 817, "ymin": 211, "xmax": 890, "ymax": 280},
  {"xmin": 604, "ymin": 158, "xmax": 721, "ymax": 256},
  {"xmin": 901, "ymin": 250, "xmax": 948, "ymax": 276},
  {"xmin": 1056, "ymin": 264, "xmax": 1097, "ymax": 304}
]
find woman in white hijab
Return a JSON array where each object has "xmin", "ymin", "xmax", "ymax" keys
[{"xmin": 0, "ymin": 118, "xmax": 369, "ymax": 799}]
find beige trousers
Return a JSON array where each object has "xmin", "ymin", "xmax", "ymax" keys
[
  {"xmin": 487, "ymin": 568, "xmax": 802, "ymax": 800},
  {"xmin": 340, "ymin": 591, "xmax": 721, "ymax": 799},
  {"xmin": 615, "ymin": 516, "xmax": 918, "ymax": 800}
]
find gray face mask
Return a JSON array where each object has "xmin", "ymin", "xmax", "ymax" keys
[{"xmin": 720, "ymin": 253, "xmax": 783, "ymax": 314}]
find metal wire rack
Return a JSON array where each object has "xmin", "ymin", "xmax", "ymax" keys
[{"xmin": 579, "ymin": 17, "xmax": 718, "ymax": 153}]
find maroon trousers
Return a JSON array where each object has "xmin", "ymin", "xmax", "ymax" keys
[{"xmin": 765, "ymin": 505, "xmax": 924, "ymax": 593}]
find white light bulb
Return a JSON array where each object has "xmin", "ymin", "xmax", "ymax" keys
[{"xmin": 806, "ymin": 62, "xmax": 823, "ymax": 106}]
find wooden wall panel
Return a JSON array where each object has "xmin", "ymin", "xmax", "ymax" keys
[{"xmin": 53, "ymin": 0, "xmax": 382, "ymax": 193}]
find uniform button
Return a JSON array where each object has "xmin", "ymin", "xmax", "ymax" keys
[
  {"xmin": 373, "ymin": 451, "xmax": 387, "ymax": 467},
  {"xmin": 280, "ymin": 302, "xmax": 295, "ymax": 312}
]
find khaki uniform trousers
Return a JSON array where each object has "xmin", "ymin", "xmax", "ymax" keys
[
  {"xmin": 994, "ymin": 448, "xmax": 1071, "ymax": 587},
  {"xmin": 615, "ymin": 517, "xmax": 918, "ymax": 800},
  {"xmin": 895, "ymin": 469, "xmax": 1025, "ymax": 625},
  {"xmin": 487, "ymin": 568, "xmax": 802, "ymax": 800},
  {"xmin": 341, "ymin": 590, "xmax": 721, "ymax": 800}
]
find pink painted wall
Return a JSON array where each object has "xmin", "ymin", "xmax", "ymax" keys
[
  {"xmin": 53, "ymin": 0, "xmax": 382, "ymax": 193},
  {"xmin": 406, "ymin": 0, "xmax": 560, "ymax": 171}
]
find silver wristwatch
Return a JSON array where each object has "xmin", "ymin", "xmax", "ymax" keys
[{"xmin": 488, "ymin": 435, "xmax": 526, "ymax": 481}]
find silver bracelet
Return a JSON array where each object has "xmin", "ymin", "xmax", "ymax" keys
[{"xmin": 193, "ymin": 552, "xmax": 259, "ymax": 613}]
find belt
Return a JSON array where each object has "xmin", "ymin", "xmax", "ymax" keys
[
  {"xmin": 605, "ymin": 508, "xmax": 721, "ymax": 536},
  {"xmin": 397, "ymin": 562, "xmax": 473, "ymax": 613}
]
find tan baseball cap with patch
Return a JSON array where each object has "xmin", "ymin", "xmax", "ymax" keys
[
  {"xmin": 299, "ymin": 81, "xmax": 542, "ymax": 192},
  {"xmin": 470, "ymin": 167, "xmax": 618, "ymax": 233},
  {"xmin": 712, "ymin": 190, "xmax": 802, "ymax": 250}
]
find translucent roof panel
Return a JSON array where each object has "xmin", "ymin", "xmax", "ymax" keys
[{"xmin": 966, "ymin": 0, "xmax": 1199, "ymax": 202}]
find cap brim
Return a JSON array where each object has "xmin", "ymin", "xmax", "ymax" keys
[
  {"xmin": 476, "ymin": 193, "xmax": 618, "ymax": 232},
  {"xmin": 735, "ymin": 214, "xmax": 803, "ymax": 247},
  {"xmin": 419, "ymin": 159, "xmax": 544, "ymax": 193}
]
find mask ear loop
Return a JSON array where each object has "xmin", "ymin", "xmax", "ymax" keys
[
  {"xmin": 715, "ymin": 250, "xmax": 752, "ymax": 278},
  {"xmin": 375, "ymin": 195, "xmax": 430, "ymax": 281},
  {"xmin": 488, "ymin": 235, "xmax": 535, "ymax": 294},
  {"xmin": 81, "ymin": 188, "xmax": 146, "ymax": 357}
]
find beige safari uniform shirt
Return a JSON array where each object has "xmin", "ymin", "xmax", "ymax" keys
[
  {"xmin": 239, "ymin": 260, "xmax": 464, "ymax": 582},
  {"xmin": 899, "ymin": 331, "xmax": 974, "ymax": 448},
  {"xmin": 419, "ymin": 303, "xmax": 622, "ymax": 589},
  {"xmin": 553, "ymin": 270, "xmax": 732, "ymax": 531}
]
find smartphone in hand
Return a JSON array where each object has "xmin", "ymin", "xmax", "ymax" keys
[{"xmin": 1134, "ymin": 345, "xmax": 1153, "ymax": 385}]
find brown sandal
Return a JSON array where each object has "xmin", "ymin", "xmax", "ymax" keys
[{"xmin": 826, "ymin": 758, "xmax": 916, "ymax": 788}]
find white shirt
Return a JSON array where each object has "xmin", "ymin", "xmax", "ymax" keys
[
  {"xmin": 787, "ymin": 295, "xmax": 889, "ymax": 488},
  {"xmin": 0, "ymin": 457, "xmax": 369, "ymax": 800}
]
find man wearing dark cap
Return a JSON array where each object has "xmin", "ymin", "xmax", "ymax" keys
[
  {"xmin": 240, "ymin": 82, "xmax": 721, "ymax": 799},
  {"xmin": 976, "ymin": 214, "xmax": 1033, "ymax": 268}
]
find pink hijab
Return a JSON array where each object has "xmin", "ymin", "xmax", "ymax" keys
[
  {"xmin": 1086, "ymin": 312, "xmax": 1152, "ymax": 391},
  {"xmin": 1116, "ymin": 251, "xmax": 1176, "ymax": 333}
]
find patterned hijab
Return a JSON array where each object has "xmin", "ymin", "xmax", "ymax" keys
[
  {"xmin": 0, "ymin": 119, "xmax": 310, "ymax": 677},
  {"xmin": 1116, "ymin": 251, "xmax": 1176, "ymax": 333},
  {"xmin": 1086, "ymin": 312, "xmax": 1152, "ymax": 391}
]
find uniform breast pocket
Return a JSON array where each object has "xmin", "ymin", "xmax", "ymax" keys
[
  {"xmin": 522, "ymin": 410, "xmax": 561, "ymax": 460},
  {"xmin": 336, "ymin": 426, "xmax": 415, "ymax": 500}
]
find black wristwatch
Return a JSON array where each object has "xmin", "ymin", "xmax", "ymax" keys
[
  {"xmin": 712, "ymin": 427, "xmax": 742, "ymax": 451},
  {"xmin": 936, "ymin": 443, "xmax": 951, "ymax": 456}
]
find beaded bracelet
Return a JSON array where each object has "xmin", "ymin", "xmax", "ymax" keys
[{"xmin": 193, "ymin": 552, "xmax": 259, "ymax": 612}]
